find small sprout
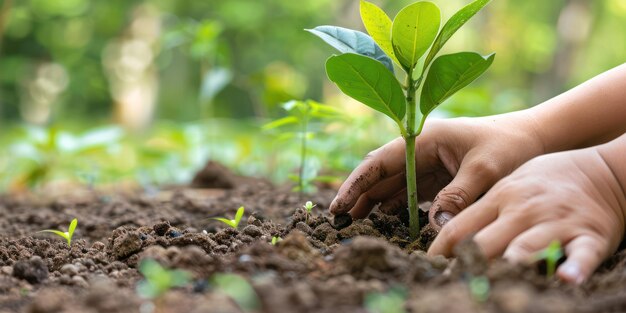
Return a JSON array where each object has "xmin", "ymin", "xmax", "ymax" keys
[
  {"xmin": 212, "ymin": 273, "xmax": 260, "ymax": 311},
  {"xmin": 303, "ymin": 201, "xmax": 316, "ymax": 224},
  {"xmin": 271, "ymin": 236, "xmax": 282, "ymax": 245},
  {"xmin": 364, "ymin": 286, "xmax": 407, "ymax": 313},
  {"xmin": 210, "ymin": 206, "xmax": 245, "ymax": 229},
  {"xmin": 533, "ymin": 240, "xmax": 564, "ymax": 278},
  {"xmin": 469, "ymin": 276, "xmax": 490, "ymax": 302},
  {"xmin": 136, "ymin": 259, "xmax": 191, "ymax": 300},
  {"xmin": 38, "ymin": 218, "xmax": 78, "ymax": 247},
  {"xmin": 303, "ymin": 201, "xmax": 316, "ymax": 213}
]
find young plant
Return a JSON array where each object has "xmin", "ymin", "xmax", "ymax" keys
[
  {"xmin": 271, "ymin": 236, "xmax": 283, "ymax": 245},
  {"xmin": 364, "ymin": 286, "xmax": 407, "ymax": 313},
  {"xmin": 263, "ymin": 99, "xmax": 344, "ymax": 194},
  {"xmin": 309, "ymin": 0, "xmax": 494, "ymax": 239},
  {"xmin": 210, "ymin": 206, "xmax": 245, "ymax": 229},
  {"xmin": 533, "ymin": 240, "xmax": 564, "ymax": 278},
  {"xmin": 469, "ymin": 275, "xmax": 490, "ymax": 302},
  {"xmin": 303, "ymin": 200, "xmax": 317, "ymax": 223},
  {"xmin": 136, "ymin": 259, "xmax": 191, "ymax": 299},
  {"xmin": 38, "ymin": 218, "xmax": 78, "ymax": 247}
]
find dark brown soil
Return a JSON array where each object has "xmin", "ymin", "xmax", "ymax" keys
[{"xmin": 1, "ymin": 168, "xmax": 626, "ymax": 312}]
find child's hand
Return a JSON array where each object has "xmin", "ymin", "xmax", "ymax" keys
[
  {"xmin": 427, "ymin": 146, "xmax": 626, "ymax": 284},
  {"xmin": 329, "ymin": 112, "xmax": 545, "ymax": 225}
]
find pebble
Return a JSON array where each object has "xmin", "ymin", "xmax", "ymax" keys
[
  {"xmin": 60, "ymin": 264, "xmax": 79, "ymax": 276},
  {"xmin": 1, "ymin": 266, "xmax": 12, "ymax": 275}
]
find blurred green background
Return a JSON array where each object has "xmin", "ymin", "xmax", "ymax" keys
[{"xmin": 0, "ymin": 0, "xmax": 625, "ymax": 191}]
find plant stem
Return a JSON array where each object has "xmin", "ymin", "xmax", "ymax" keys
[{"xmin": 404, "ymin": 71, "xmax": 420, "ymax": 240}]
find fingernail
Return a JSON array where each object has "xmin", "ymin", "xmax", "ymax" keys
[
  {"xmin": 434, "ymin": 211, "xmax": 455, "ymax": 227},
  {"xmin": 559, "ymin": 262, "xmax": 584, "ymax": 285}
]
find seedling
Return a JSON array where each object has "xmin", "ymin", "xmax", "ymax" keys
[
  {"xmin": 271, "ymin": 236, "xmax": 283, "ymax": 245},
  {"xmin": 263, "ymin": 100, "xmax": 344, "ymax": 194},
  {"xmin": 533, "ymin": 240, "xmax": 564, "ymax": 278},
  {"xmin": 210, "ymin": 206, "xmax": 245, "ymax": 229},
  {"xmin": 303, "ymin": 200, "xmax": 317, "ymax": 224},
  {"xmin": 136, "ymin": 259, "xmax": 191, "ymax": 299},
  {"xmin": 38, "ymin": 218, "xmax": 78, "ymax": 247},
  {"xmin": 469, "ymin": 275, "xmax": 490, "ymax": 302},
  {"xmin": 211, "ymin": 273, "xmax": 260, "ymax": 311},
  {"xmin": 364, "ymin": 286, "xmax": 407, "ymax": 313},
  {"xmin": 309, "ymin": 0, "xmax": 494, "ymax": 239}
]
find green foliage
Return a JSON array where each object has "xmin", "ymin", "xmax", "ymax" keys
[
  {"xmin": 38, "ymin": 218, "xmax": 78, "ymax": 247},
  {"xmin": 263, "ymin": 100, "xmax": 344, "ymax": 193},
  {"xmin": 391, "ymin": 1, "xmax": 440, "ymax": 70},
  {"xmin": 211, "ymin": 273, "xmax": 260, "ymax": 311},
  {"xmin": 469, "ymin": 275, "xmax": 490, "ymax": 302},
  {"xmin": 307, "ymin": 26, "xmax": 394, "ymax": 73},
  {"xmin": 421, "ymin": 52, "xmax": 495, "ymax": 116},
  {"xmin": 359, "ymin": 0, "xmax": 398, "ymax": 66},
  {"xmin": 136, "ymin": 259, "xmax": 191, "ymax": 300},
  {"xmin": 326, "ymin": 54, "xmax": 406, "ymax": 125},
  {"xmin": 303, "ymin": 201, "xmax": 316, "ymax": 213},
  {"xmin": 314, "ymin": 0, "xmax": 494, "ymax": 239},
  {"xmin": 271, "ymin": 236, "xmax": 282, "ymax": 245},
  {"xmin": 423, "ymin": 0, "xmax": 492, "ymax": 72},
  {"xmin": 210, "ymin": 206, "xmax": 245, "ymax": 229},
  {"xmin": 533, "ymin": 240, "xmax": 564, "ymax": 278},
  {"xmin": 364, "ymin": 286, "xmax": 407, "ymax": 313}
]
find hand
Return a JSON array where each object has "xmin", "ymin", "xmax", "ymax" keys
[
  {"xmin": 427, "ymin": 147, "xmax": 626, "ymax": 284},
  {"xmin": 329, "ymin": 111, "xmax": 545, "ymax": 228}
]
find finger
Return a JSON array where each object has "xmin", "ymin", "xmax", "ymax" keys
[
  {"xmin": 473, "ymin": 213, "xmax": 536, "ymax": 258},
  {"xmin": 427, "ymin": 198, "xmax": 498, "ymax": 257},
  {"xmin": 349, "ymin": 173, "xmax": 405, "ymax": 218},
  {"xmin": 558, "ymin": 235, "xmax": 610, "ymax": 285},
  {"xmin": 330, "ymin": 138, "xmax": 406, "ymax": 214},
  {"xmin": 503, "ymin": 223, "xmax": 575, "ymax": 263},
  {"xmin": 378, "ymin": 189, "xmax": 407, "ymax": 215},
  {"xmin": 429, "ymin": 159, "xmax": 502, "ymax": 229}
]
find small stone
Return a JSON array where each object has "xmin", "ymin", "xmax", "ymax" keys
[
  {"xmin": 60, "ymin": 264, "xmax": 79, "ymax": 276},
  {"xmin": 332, "ymin": 213, "xmax": 353, "ymax": 230},
  {"xmin": 13, "ymin": 256, "xmax": 48, "ymax": 284},
  {"xmin": 153, "ymin": 221, "xmax": 171, "ymax": 236},
  {"xmin": 166, "ymin": 229, "xmax": 182, "ymax": 238},
  {"xmin": 112, "ymin": 231, "xmax": 143, "ymax": 259},
  {"xmin": 242, "ymin": 225, "xmax": 263, "ymax": 238},
  {"xmin": 71, "ymin": 275, "xmax": 89, "ymax": 288},
  {"xmin": 1, "ymin": 266, "xmax": 13, "ymax": 275},
  {"xmin": 91, "ymin": 241, "xmax": 106, "ymax": 251},
  {"xmin": 238, "ymin": 254, "xmax": 253, "ymax": 263}
]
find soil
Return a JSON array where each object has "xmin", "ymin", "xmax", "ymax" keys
[{"xmin": 1, "ymin": 165, "xmax": 626, "ymax": 313}]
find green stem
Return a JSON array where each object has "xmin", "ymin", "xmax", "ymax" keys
[{"xmin": 404, "ymin": 70, "xmax": 420, "ymax": 240}]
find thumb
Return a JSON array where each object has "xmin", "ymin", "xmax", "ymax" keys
[{"xmin": 429, "ymin": 161, "xmax": 500, "ymax": 230}]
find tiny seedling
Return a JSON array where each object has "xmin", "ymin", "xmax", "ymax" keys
[
  {"xmin": 364, "ymin": 286, "xmax": 407, "ymax": 313},
  {"xmin": 533, "ymin": 240, "xmax": 564, "ymax": 278},
  {"xmin": 211, "ymin": 273, "xmax": 260, "ymax": 311},
  {"xmin": 210, "ymin": 206, "xmax": 245, "ymax": 229},
  {"xmin": 136, "ymin": 259, "xmax": 191, "ymax": 300},
  {"xmin": 271, "ymin": 236, "xmax": 283, "ymax": 245},
  {"xmin": 469, "ymin": 275, "xmax": 490, "ymax": 302},
  {"xmin": 263, "ymin": 100, "xmax": 344, "ymax": 194},
  {"xmin": 303, "ymin": 200, "xmax": 317, "ymax": 223},
  {"xmin": 309, "ymin": 0, "xmax": 494, "ymax": 239},
  {"xmin": 38, "ymin": 218, "xmax": 78, "ymax": 247}
]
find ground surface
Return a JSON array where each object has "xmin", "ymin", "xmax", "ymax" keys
[{"xmin": 1, "ymin": 165, "xmax": 626, "ymax": 313}]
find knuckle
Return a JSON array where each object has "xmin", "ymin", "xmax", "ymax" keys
[{"xmin": 471, "ymin": 159, "xmax": 501, "ymax": 179}]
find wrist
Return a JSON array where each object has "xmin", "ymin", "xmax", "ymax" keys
[{"xmin": 596, "ymin": 134, "xmax": 626, "ymax": 217}]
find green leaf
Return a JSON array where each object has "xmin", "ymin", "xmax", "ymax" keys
[
  {"xmin": 420, "ymin": 52, "xmax": 494, "ymax": 116},
  {"xmin": 391, "ymin": 1, "xmax": 440, "ymax": 70},
  {"xmin": 40, "ymin": 229, "xmax": 69, "ymax": 239},
  {"xmin": 360, "ymin": 0, "xmax": 399, "ymax": 65},
  {"xmin": 68, "ymin": 218, "xmax": 77, "ymax": 238},
  {"xmin": 233, "ymin": 206, "xmax": 245, "ymax": 227},
  {"xmin": 423, "ymin": 0, "xmax": 492, "ymax": 72},
  {"xmin": 306, "ymin": 26, "xmax": 394, "ymax": 73},
  {"xmin": 326, "ymin": 53, "xmax": 405, "ymax": 123},
  {"xmin": 262, "ymin": 116, "xmax": 299, "ymax": 130},
  {"xmin": 210, "ymin": 217, "xmax": 237, "ymax": 228}
]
